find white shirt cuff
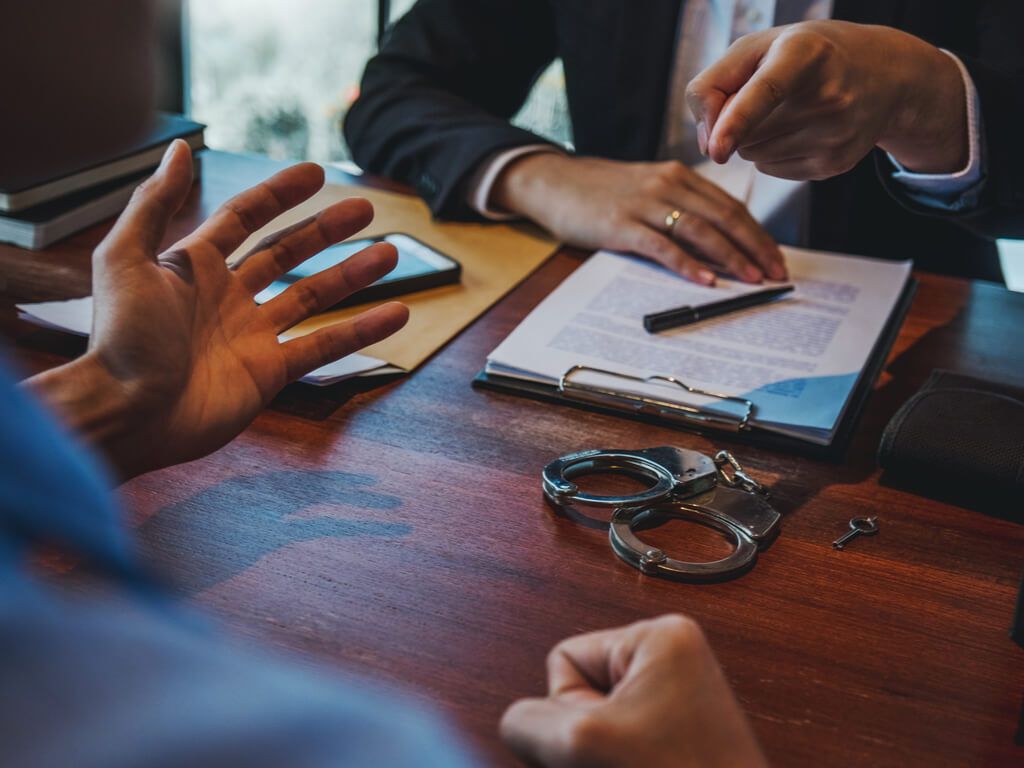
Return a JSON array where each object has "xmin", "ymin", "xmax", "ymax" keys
[
  {"xmin": 466, "ymin": 144, "xmax": 563, "ymax": 220},
  {"xmin": 886, "ymin": 50, "xmax": 984, "ymax": 210}
]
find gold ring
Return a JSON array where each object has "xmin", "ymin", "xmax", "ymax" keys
[{"xmin": 665, "ymin": 209, "xmax": 681, "ymax": 232}]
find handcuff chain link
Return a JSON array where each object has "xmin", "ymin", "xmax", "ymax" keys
[{"xmin": 713, "ymin": 450, "xmax": 768, "ymax": 496}]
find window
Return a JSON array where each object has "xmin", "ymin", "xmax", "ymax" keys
[
  {"xmin": 187, "ymin": 0, "xmax": 378, "ymax": 164},
  {"xmin": 186, "ymin": 0, "xmax": 570, "ymax": 165}
]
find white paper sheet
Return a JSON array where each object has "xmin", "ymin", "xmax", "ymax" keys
[
  {"xmin": 15, "ymin": 297, "xmax": 395, "ymax": 386},
  {"xmin": 486, "ymin": 248, "xmax": 912, "ymax": 444}
]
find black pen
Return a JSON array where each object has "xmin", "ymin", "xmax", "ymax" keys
[{"xmin": 643, "ymin": 284, "xmax": 795, "ymax": 333}]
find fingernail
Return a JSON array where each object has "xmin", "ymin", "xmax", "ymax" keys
[
  {"xmin": 159, "ymin": 140, "xmax": 180, "ymax": 169},
  {"xmin": 697, "ymin": 121, "xmax": 709, "ymax": 156},
  {"xmin": 745, "ymin": 267, "xmax": 763, "ymax": 283},
  {"xmin": 713, "ymin": 137, "xmax": 734, "ymax": 164},
  {"xmin": 773, "ymin": 249, "xmax": 788, "ymax": 279},
  {"xmin": 765, "ymin": 258, "xmax": 784, "ymax": 280},
  {"xmin": 699, "ymin": 269, "xmax": 716, "ymax": 285}
]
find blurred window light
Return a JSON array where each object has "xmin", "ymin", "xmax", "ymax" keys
[
  {"xmin": 998, "ymin": 240, "xmax": 1024, "ymax": 292},
  {"xmin": 186, "ymin": 0, "xmax": 571, "ymax": 164},
  {"xmin": 188, "ymin": 0, "xmax": 372, "ymax": 164}
]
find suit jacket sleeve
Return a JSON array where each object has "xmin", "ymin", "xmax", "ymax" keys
[
  {"xmin": 343, "ymin": 0, "xmax": 560, "ymax": 220},
  {"xmin": 879, "ymin": 0, "xmax": 1024, "ymax": 240}
]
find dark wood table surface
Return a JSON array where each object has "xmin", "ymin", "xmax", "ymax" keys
[{"xmin": 3, "ymin": 151, "xmax": 1023, "ymax": 767}]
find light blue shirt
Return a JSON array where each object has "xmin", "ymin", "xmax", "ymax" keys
[{"xmin": 0, "ymin": 355, "xmax": 479, "ymax": 768}]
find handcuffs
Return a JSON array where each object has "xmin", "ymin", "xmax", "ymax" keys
[{"xmin": 542, "ymin": 447, "xmax": 781, "ymax": 582}]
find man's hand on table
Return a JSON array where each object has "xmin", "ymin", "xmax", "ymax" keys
[
  {"xmin": 490, "ymin": 152, "xmax": 786, "ymax": 285},
  {"xmin": 501, "ymin": 614, "xmax": 768, "ymax": 768},
  {"xmin": 27, "ymin": 140, "xmax": 409, "ymax": 481},
  {"xmin": 687, "ymin": 21, "xmax": 969, "ymax": 180}
]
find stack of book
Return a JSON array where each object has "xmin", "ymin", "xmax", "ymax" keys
[{"xmin": 0, "ymin": 113, "xmax": 205, "ymax": 250}]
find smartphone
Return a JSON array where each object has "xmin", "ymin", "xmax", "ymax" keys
[{"xmin": 254, "ymin": 233, "xmax": 461, "ymax": 309}]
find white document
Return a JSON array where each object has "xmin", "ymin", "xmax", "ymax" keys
[
  {"xmin": 15, "ymin": 297, "xmax": 395, "ymax": 386},
  {"xmin": 485, "ymin": 248, "xmax": 912, "ymax": 445},
  {"xmin": 15, "ymin": 296, "xmax": 93, "ymax": 336}
]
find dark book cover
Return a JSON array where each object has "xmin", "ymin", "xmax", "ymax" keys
[
  {"xmin": 1, "ymin": 168, "xmax": 155, "ymax": 224},
  {"xmin": 1, "ymin": 113, "xmax": 205, "ymax": 195},
  {"xmin": 0, "ymin": 158, "xmax": 202, "ymax": 249}
]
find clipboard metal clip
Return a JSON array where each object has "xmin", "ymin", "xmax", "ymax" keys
[{"xmin": 557, "ymin": 365, "xmax": 754, "ymax": 433}]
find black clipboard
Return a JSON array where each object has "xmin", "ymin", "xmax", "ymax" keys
[{"xmin": 472, "ymin": 278, "xmax": 918, "ymax": 460}]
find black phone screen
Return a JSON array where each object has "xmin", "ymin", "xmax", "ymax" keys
[{"xmin": 254, "ymin": 233, "xmax": 460, "ymax": 308}]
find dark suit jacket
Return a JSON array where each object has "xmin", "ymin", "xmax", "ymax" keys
[{"xmin": 345, "ymin": 0, "xmax": 1024, "ymax": 281}]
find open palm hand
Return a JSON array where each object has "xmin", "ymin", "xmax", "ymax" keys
[{"xmin": 58, "ymin": 140, "xmax": 407, "ymax": 478}]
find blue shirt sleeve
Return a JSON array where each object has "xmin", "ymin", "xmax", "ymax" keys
[
  {"xmin": 0, "ymin": 352, "xmax": 136, "ymax": 577},
  {"xmin": 885, "ymin": 50, "xmax": 986, "ymax": 213},
  {"xmin": 0, "ymin": 353, "xmax": 480, "ymax": 768}
]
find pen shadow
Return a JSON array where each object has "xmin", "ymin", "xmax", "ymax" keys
[{"xmin": 135, "ymin": 470, "xmax": 412, "ymax": 595}]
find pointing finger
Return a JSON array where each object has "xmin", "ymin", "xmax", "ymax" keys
[
  {"xmin": 687, "ymin": 31, "xmax": 775, "ymax": 154},
  {"xmin": 707, "ymin": 35, "xmax": 818, "ymax": 162}
]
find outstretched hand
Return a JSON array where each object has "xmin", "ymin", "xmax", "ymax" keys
[{"xmin": 29, "ymin": 140, "xmax": 409, "ymax": 479}]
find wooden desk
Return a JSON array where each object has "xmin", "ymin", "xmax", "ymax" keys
[{"xmin": 3, "ymin": 151, "xmax": 1022, "ymax": 767}]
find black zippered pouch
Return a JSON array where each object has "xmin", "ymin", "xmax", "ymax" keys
[{"xmin": 879, "ymin": 369, "xmax": 1024, "ymax": 508}]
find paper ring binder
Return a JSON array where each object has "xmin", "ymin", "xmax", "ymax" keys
[{"xmin": 557, "ymin": 365, "xmax": 754, "ymax": 433}]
